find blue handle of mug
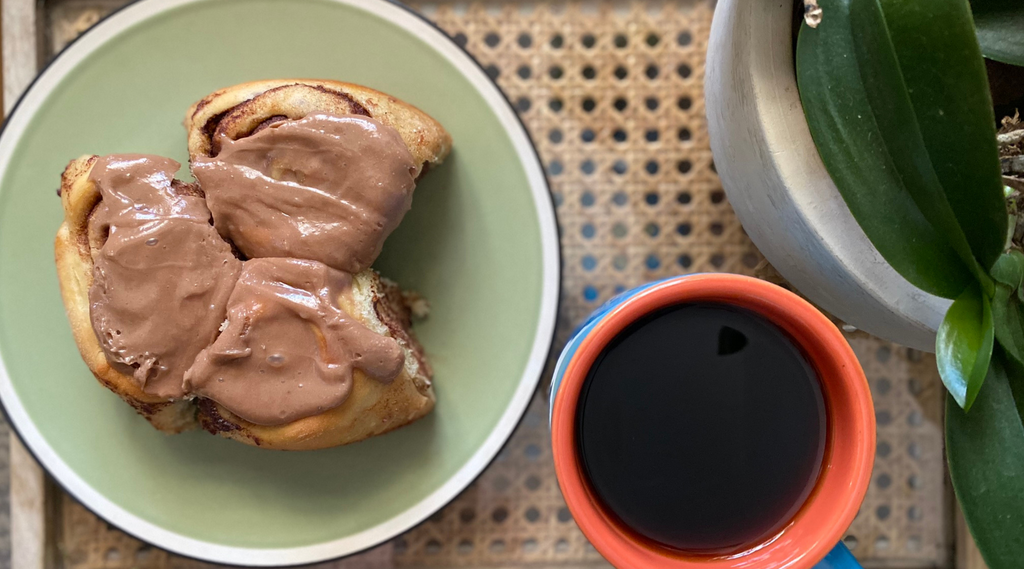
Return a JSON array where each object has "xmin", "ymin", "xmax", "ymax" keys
[{"xmin": 814, "ymin": 542, "xmax": 861, "ymax": 568}]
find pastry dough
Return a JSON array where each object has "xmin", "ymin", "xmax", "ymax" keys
[{"xmin": 54, "ymin": 80, "xmax": 449, "ymax": 449}]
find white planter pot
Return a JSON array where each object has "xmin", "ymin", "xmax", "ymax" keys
[{"xmin": 705, "ymin": 0, "xmax": 951, "ymax": 352}]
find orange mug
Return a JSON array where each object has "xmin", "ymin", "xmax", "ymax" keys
[{"xmin": 549, "ymin": 274, "xmax": 874, "ymax": 568}]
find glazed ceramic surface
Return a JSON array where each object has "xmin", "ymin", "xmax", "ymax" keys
[{"xmin": 0, "ymin": 0, "xmax": 559, "ymax": 564}]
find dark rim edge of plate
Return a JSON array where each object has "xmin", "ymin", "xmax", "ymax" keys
[{"xmin": 0, "ymin": 0, "xmax": 564, "ymax": 565}]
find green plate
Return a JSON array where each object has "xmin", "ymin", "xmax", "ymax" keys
[{"xmin": 0, "ymin": 0, "xmax": 559, "ymax": 564}]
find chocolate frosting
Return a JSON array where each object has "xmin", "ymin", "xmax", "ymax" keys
[
  {"xmin": 88, "ymin": 154, "xmax": 241, "ymax": 399},
  {"xmin": 192, "ymin": 114, "xmax": 418, "ymax": 273},
  {"xmin": 184, "ymin": 258, "xmax": 405, "ymax": 425},
  {"xmin": 85, "ymin": 114, "xmax": 421, "ymax": 421}
]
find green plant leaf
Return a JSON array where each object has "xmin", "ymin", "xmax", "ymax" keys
[
  {"xmin": 991, "ymin": 250, "xmax": 1024, "ymax": 289},
  {"xmin": 847, "ymin": 0, "xmax": 997, "ymax": 282},
  {"xmin": 879, "ymin": 0, "xmax": 1007, "ymax": 272},
  {"xmin": 796, "ymin": 0, "xmax": 975, "ymax": 299},
  {"xmin": 937, "ymin": 283, "xmax": 995, "ymax": 409},
  {"xmin": 992, "ymin": 283, "xmax": 1024, "ymax": 365},
  {"xmin": 970, "ymin": 0, "xmax": 1024, "ymax": 66},
  {"xmin": 946, "ymin": 348, "xmax": 1024, "ymax": 568}
]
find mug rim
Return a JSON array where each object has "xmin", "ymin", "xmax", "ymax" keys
[{"xmin": 551, "ymin": 274, "xmax": 875, "ymax": 568}]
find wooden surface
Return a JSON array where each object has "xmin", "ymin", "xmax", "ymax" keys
[
  {"xmin": 0, "ymin": 5, "xmax": 6, "ymax": 567},
  {"xmin": 958, "ymin": 510, "xmax": 989, "ymax": 569},
  {"xmin": 2, "ymin": 1, "xmax": 49, "ymax": 567},
  {"xmin": 2, "ymin": 0, "xmax": 36, "ymax": 108},
  {"xmin": 10, "ymin": 442, "xmax": 50, "ymax": 569}
]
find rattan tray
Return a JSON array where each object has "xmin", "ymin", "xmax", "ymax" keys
[{"xmin": 1, "ymin": 1, "xmax": 974, "ymax": 567}]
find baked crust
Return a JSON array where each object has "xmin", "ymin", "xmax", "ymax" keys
[
  {"xmin": 196, "ymin": 272, "xmax": 435, "ymax": 450},
  {"xmin": 55, "ymin": 155, "xmax": 198, "ymax": 433},
  {"xmin": 185, "ymin": 79, "xmax": 451, "ymax": 172},
  {"xmin": 53, "ymin": 79, "xmax": 447, "ymax": 449},
  {"xmin": 55, "ymin": 157, "xmax": 436, "ymax": 449}
]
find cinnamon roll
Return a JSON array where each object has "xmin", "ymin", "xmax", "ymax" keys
[{"xmin": 54, "ymin": 80, "xmax": 449, "ymax": 449}]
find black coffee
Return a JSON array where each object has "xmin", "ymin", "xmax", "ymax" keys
[{"xmin": 576, "ymin": 303, "xmax": 826, "ymax": 553}]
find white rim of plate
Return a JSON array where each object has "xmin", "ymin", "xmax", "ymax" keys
[{"xmin": 0, "ymin": 0, "xmax": 560, "ymax": 565}]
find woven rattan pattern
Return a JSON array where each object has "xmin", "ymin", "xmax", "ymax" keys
[{"xmin": 43, "ymin": 1, "xmax": 950, "ymax": 567}]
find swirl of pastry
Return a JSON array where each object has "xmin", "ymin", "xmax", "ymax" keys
[
  {"xmin": 186, "ymin": 80, "xmax": 450, "ymax": 173},
  {"xmin": 180, "ymin": 80, "xmax": 443, "ymax": 448},
  {"xmin": 187, "ymin": 81, "xmax": 449, "ymax": 273},
  {"xmin": 190, "ymin": 266, "xmax": 435, "ymax": 451}
]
